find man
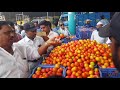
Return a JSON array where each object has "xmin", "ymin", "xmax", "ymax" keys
[
  {"xmin": 84, "ymin": 19, "xmax": 92, "ymax": 28},
  {"xmin": 17, "ymin": 23, "xmax": 45, "ymax": 71},
  {"xmin": 7, "ymin": 21, "xmax": 22, "ymax": 42},
  {"xmin": 33, "ymin": 21, "xmax": 39, "ymax": 30},
  {"xmin": 91, "ymin": 21, "xmax": 108, "ymax": 44},
  {"xmin": 0, "ymin": 21, "xmax": 61, "ymax": 78},
  {"xmin": 14, "ymin": 22, "xmax": 20, "ymax": 34},
  {"xmin": 18, "ymin": 23, "xmax": 45, "ymax": 48},
  {"xmin": 39, "ymin": 20, "xmax": 60, "ymax": 53},
  {"xmin": 57, "ymin": 22, "xmax": 71, "ymax": 37},
  {"xmin": 98, "ymin": 12, "xmax": 120, "ymax": 72},
  {"xmin": 39, "ymin": 20, "xmax": 59, "ymax": 41},
  {"xmin": 20, "ymin": 26, "xmax": 26, "ymax": 38},
  {"xmin": 52, "ymin": 19, "xmax": 59, "ymax": 33},
  {"xmin": 99, "ymin": 15, "xmax": 109, "ymax": 27}
]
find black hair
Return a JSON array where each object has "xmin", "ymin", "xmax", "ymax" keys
[
  {"xmin": 39, "ymin": 20, "xmax": 51, "ymax": 28},
  {"xmin": 6, "ymin": 21, "xmax": 14, "ymax": 27},
  {"xmin": 53, "ymin": 19, "xmax": 59, "ymax": 27},
  {"xmin": 14, "ymin": 22, "xmax": 17, "ymax": 25},
  {"xmin": 0, "ymin": 21, "xmax": 9, "ymax": 29},
  {"xmin": 100, "ymin": 15, "xmax": 105, "ymax": 19}
]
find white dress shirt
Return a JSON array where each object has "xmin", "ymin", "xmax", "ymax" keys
[
  {"xmin": 91, "ymin": 30, "xmax": 108, "ymax": 44},
  {"xmin": 47, "ymin": 31, "xmax": 59, "ymax": 52},
  {"xmin": 17, "ymin": 36, "xmax": 45, "ymax": 48},
  {"xmin": 20, "ymin": 30, "xmax": 26, "ymax": 38},
  {"xmin": 58, "ymin": 27, "xmax": 70, "ymax": 36},
  {"xmin": 0, "ymin": 43, "xmax": 40, "ymax": 78},
  {"xmin": 17, "ymin": 36, "xmax": 45, "ymax": 71}
]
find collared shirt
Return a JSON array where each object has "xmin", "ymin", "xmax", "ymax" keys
[
  {"xmin": 58, "ymin": 27, "xmax": 71, "ymax": 36},
  {"xmin": 0, "ymin": 43, "xmax": 40, "ymax": 78},
  {"xmin": 20, "ymin": 30, "xmax": 26, "ymax": 38},
  {"xmin": 91, "ymin": 30, "xmax": 108, "ymax": 44},
  {"xmin": 47, "ymin": 31, "xmax": 59, "ymax": 39},
  {"xmin": 17, "ymin": 36, "xmax": 45, "ymax": 48},
  {"xmin": 47, "ymin": 31, "xmax": 58, "ymax": 53}
]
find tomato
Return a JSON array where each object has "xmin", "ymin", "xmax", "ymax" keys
[{"xmin": 82, "ymin": 73, "xmax": 87, "ymax": 78}]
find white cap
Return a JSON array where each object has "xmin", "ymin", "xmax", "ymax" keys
[
  {"xmin": 97, "ymin": 21, "xmax": 103, "ymax": 26},
  {"xmin": 86, "ymin": 19, "xmax": 92, "ymax": 22}
]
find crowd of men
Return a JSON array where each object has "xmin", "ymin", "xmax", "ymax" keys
[{"xmin": 1, "ymin": 12, "xmax": 120, "ymax": 78}]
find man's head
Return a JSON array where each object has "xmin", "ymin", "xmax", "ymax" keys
[
  {"xmin": 23, "ymin": 22, "xmax": 37, "ymax": 40},
  {"xmin": 7, "ymin": 21, "xmax": 15, "ymax": 29},
  {"xmin": 59, "ymin": 21, "xmax": 65, "ymax": 30},
  {"xmin": 99, "ymin": 12, "xmax": 120, "ymax": 71},
  {"xmin": 34, "ymin": 21, "xmax": 38, "ymax": 27},
  {"xmin": 39, "ymin": 20, "xmax": 51, "ymax": 33},
  {"xmin": 0, "ymin": 21, "xmax": 15, "ymax": 48},
  {"xmin": 96, "ymin": 21, "xmax": 103, "ymax": 29},
  {"xmin": 100, "ymin": 15, "xmax": 105, "ymax": 19},
  {"xmin": 85, "ymin": 19, "xmax": 91, "ymax": 24}
]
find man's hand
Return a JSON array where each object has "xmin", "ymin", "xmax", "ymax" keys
[
  {"xmin": 41, "ymin": 36, "xmax": 49, "ymax": 41},
  {"xmin": 46, "ymin": 37, "xmax": 62, "ymax": 46}
]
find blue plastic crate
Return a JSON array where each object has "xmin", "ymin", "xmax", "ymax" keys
[
  {"xmin": 99, "ymin": 68, "xmax": 120, "ymax": 78},
  {"xmin": 61, "ymin": 38, "xmax": 71, "ymax": 43},
  {"xmin": 70, "ymin": 37, "xmax": 79, "ymax": 41},
  {"xmin": 76, "ymin": 27, "xmax": 95, "ymax": 39},
  {"xmin": 29, "ymin": 64, "xmax": 66, "ymax": 78}
]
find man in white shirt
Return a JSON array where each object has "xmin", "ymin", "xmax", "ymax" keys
[
  {"xmin": 0, "ymin": 21, "xmax": 61, "ymax": 78},
  {"xmin": 57, "ymin": 22, "xmax": 71, "ymax": 37},
  {"xmin": 14, "ymin": 22, "xmax": 20, "ymax": 34},
  {"xmin": 17, "ymin": 23, "xmax": 45, "ymax": 71},
  {"xmin": 91, "ymin": 21, "xmax": 108, "ymax": 44},
  {"xmin": 39, "ymin": 20, "xmax": 59, "ymax": 41},
  {"xmin": 39, "ymin": 20, "xmax": 60, "ymax": 53},
  {"xmin": 18, "ymin": 23, "xmax": 45, "ymax": 48}
]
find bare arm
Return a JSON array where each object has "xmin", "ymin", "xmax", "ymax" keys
[
  {"xmin": 38, "ymin": 42, "xmax": 50, "ymax": 55},
  {"xmin": 41, "ymin": 36, "xmax": 49, "ymax": 41},
  {"xmin": 38, "ymin": 37, "xmax": 62, "ymax": 56}
]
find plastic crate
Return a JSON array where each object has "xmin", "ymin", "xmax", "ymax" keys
[
  {"xmin": 29, "ymin": 64, "xmax": 66, "ymax": 78},
  {"xmin": 61, "ymin": 38, "xmax": 71, "ymax": 43},
  {"xmin": 99, "ymin": 67, "xmax": 120, "ymax": 78},
  {"xmin": 70, "ymin": 37, "xmax": 79, "ymax": 41},
  {"xmin": 76, "ymin": 27, "xmax": 95, "ymax": 39},
  {"xmin": 37, "ymin": 56, "xmax": 45, "ymax": 64}
]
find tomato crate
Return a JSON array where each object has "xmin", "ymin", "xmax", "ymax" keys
[
  {"xmin": 99, "ymin": 68, "xmax": 120, "ymax": 78},
  {"xmin": 29, "ymin": 64, "xmax": 66, "ymax": 78}
]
